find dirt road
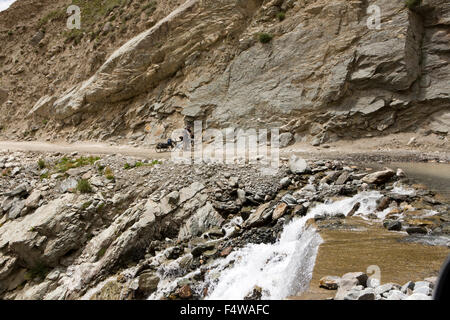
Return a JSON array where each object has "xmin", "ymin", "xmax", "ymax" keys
[{"xmin": 0, "ymin": 134, "xmax": 449, "ymax": 163}]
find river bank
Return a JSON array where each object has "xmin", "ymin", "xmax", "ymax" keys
[{"xmin": 0, "ymin": 149, "xmax": 448, "ymax": 300}]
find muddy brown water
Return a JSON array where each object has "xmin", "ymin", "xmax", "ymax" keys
[
  {"xmin": 291, "ymin": 162, "xmax": 450, "ymax": 300},
  {"xmin": 386, "ymin": 162, "xmax": 450, "ymax": 201}
]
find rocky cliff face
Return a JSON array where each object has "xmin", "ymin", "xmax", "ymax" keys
[{"xmin": 0, "ymin": 0, "xmax": 449, "ymax": 143}]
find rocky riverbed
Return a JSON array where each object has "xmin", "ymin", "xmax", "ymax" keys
[{"xmin": 0, "ymin": 150, "xmax": 449, "ymax": 300}]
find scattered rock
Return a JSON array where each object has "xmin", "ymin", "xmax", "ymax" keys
[
  {"xmin": 361, "ymin": 169, "xmax": 395, "ymax": 184},
  {"xmin": 346, "ymin": 202, "xmax": 360, "ymax": 217},
  {"xmin": 288, "ymin": 155, "xmax": 308, "ymax": 174},
  {"xmin": 406, "ymin": 226, "xmax": 428, "ymax": 235},
  {"xmin": 137, "ymin": 271, "xmax": 160, "ymax": 296},
  {"xmin": 279, "ymin": 133, "xmax": 294, "ymax": 148},
  {"xmin": 319, "ymin": 276, "xmax": 340, "ymax": 290},
  {"xmin": 272, "ymin": 202, "xmax": 288, "ymax": 220},
  {"xmin": 177, "ymin": 285, "xmax": 192, "ymax": 299}
]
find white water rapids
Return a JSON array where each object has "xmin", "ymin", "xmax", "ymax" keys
[{"xmin": 147, "ymin": 189, "xmax": 400, "ymax": 300}]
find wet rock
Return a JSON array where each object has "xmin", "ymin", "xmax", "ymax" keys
[
  {"xmin": 336, "ymin": 171, "xmax": 350, "ymax": 185},
  {"xmin": 279, "ymin": 177, "xmax": 291, "ymax": 189},
  {"xmin": 346, "ymin": 202, "xmax": 360, "ymax": 217},
  {"xmin": 176, "ymin": 285, "xmax": 192, "ymax": 299},
  {"xmin": 384, "ymin": 220, "xmax": 402, "ymax": 231},
  {"xmin": 272, "ymin": 202, "xmax": 288, "ymax": 221},
  {"xmin": 212, "ymin": 201, "xmax": 241, "ymax": 214},
  {"xmin": 361, "ymin": 169, "xmax": 395, "ymax": 184},
  {"xmin": 281, "ymin": 194, "xmax": 297, "ymax": 206},
  {"xmin": 314, "ymin": 214, "xmax": 327, "ymax": 222},
  {"xmin": 292, "ymin": 204, "xmax": 307, "ymax": 216},
  {"xmin": 90, "ymin": 281, "xmax": 123, "ymax": 300},
  {"xmin": 203, "ymin": 227, "xmax": 225, "ymax": 239},
  {"xmin": 406, "ymin": 226, "xmax": 428, "ymax": 235},
  {"xmin": 191, "ymin": 243, "xmax": 215, "ymax": 257},
  {"xmin": 202, "ymin": 248, "xmax": 217, "ymax": 258},
  {"xmin": 137, "ymin": 271, "xmax": 160, "ymax": 297},
  {"xmin": 396, "ymin": 168, "xmax": 406, "ymax": 178},
  {"xmin": 243, "ymin": 202, "xmax": 273, "ymax": 229},
  {"xmin": 220, "ymin": 246, "xmax": 233, "ymax": 257},
  {"xmin": 356, "ymin": 288, "xmax": 376, "ymax": 300},
  {"xmin": 244, "ymin": 286, "xmax": 262, "ymax": 300},
  {"xmin": 342, "ymin": 287, "xmax": 375, "ymax": 300},
  {"xmin": 319, "ymin": 276, "xmax": 340, "ymax": 290},
  {"xmin": 376, "ymin": 196, "xmax": 391, "ymax": 211}
]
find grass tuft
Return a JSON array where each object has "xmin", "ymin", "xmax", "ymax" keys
[
  {"xmin": 38, "ymin": 159, "xmax": 46, "ymax": 169},
  {"xmin": 405, "ymin": 0, "xmax": 421, "ymax": 9},
  {"xmin": 258, "ymin": 33, "xmax": 273, "ymax": 44},
  {"xmin": 277, "ymin": 12, "xmax": 286, "ymax": 21},
  {"xmin": 77, "ymin": 179, "xmax": 92, "ymax": 194}
]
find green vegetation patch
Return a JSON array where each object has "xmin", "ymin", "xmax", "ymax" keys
[
  {"xmin": 55, "ymin": 156, "xmax": 100, "ymax": 173},
  {"xmin": 405, "ymin": 0, "xmax": 421, "ymax": 9},
  {"xmin": 104, "ymin": 166, "xmax": 115, "ymax": 180},
  {"xmin": 25, "ymin": 263, "xmax": 50, "ymax": 281},
  {"xmin": 277, "ymin": 12, "xmax": 286, "ymax": 21},
  {"xmin": 77, "ymin": 179, "xmax": 93, "ymax": 194},
  {"xmin": 142, "ymin": 1, "xmax": 157, "ymax": 15},
  {"xmin": 258, "ymin": 33, "xmax": 273, "ymax": 44},
  {"xmin": 71, "ymin": 0, "xmax": 125, "ymax": 27},
  {"xmin": 38, "ymin": 9, "xmax": 66, "ymax": 28},
  {"xmin": 37, "ymin": 159, "xmax": 46, "ymax": 169}
]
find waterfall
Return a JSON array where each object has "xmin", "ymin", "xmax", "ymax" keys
[
  {"xmin": 149, "ymin": 190, "xmax": 388, "ymax": 300},
  {"xmin": 205, "ymin": 191, "xmax": 386, "ymax": 300},
  {"xmin": 205, "ymin": 222, "xmax": 322, "ymax": 300}
]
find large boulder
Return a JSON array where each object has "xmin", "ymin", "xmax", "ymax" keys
[
  {"xmin": 137, "ymin": 271, "xmax": 160, "ymax": 297},
  {"xmin": 0, "ymin": 194, "xmax": 86, "ymax": 267},
  {"xmin": 243, "ymin": 202, "xmax": 273, "ymax": 228},
  {"xmin": 178, "ymin": 202, "xmax": 224, "ymax": 240},
  {"xmin": 361, "ymin": 169, "xmax": 395, "ymax": 184},
  {"xmin": 288, "ymin": 155, "xmax": 309, "ymax": 174},
  {"xmin": 24, "ymin": 190, "xmax": 43, "ymax": 210},
  {"xmin": 279, "ymin": 133, "xmax": 294, "ymax": 148}
]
